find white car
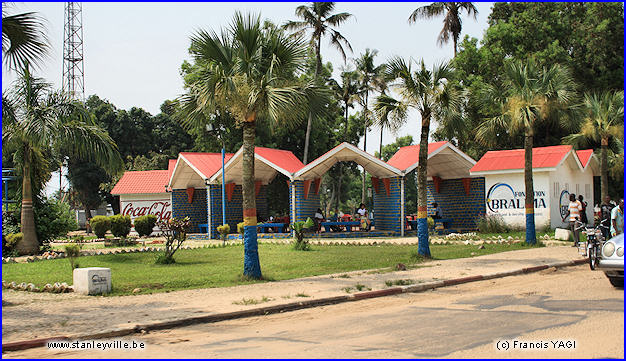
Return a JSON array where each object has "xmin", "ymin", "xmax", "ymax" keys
[{"xmin": 597, "ymin": 233, "xmax": 624, "ymax": 288}]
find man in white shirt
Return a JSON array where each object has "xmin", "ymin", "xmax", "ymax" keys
[{"xmin": 562, "ymin": 193, "xmax": 582, "ymax": 246}]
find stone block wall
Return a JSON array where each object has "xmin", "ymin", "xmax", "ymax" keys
[
  {"xmin": 290, "ymin": 181, "xmax": 321, "ymax": 223},
  {"xmin": 426, "ymin": 177, "xmax": 485, "ymax": 231},
  {"xmin": 172, "ymin": 188, "xmax": 207, "ymax": 233},
  {"xmin": 372, "ymin": 177, "xmax": 402, "ymax": 234},
  {"xmin": 207, "ymin": 184, "xmax": 268, "ymax": 238}
]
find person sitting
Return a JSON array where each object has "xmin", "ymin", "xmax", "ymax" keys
[
  {"xmin": 357, "ymin": 203, "xmax": 371, "ymax": 231},
  {"xmin": 314, "ymin": 208, "xmax": 325, "ymax": 232},
  {"xmin": 432, "ymin": 202, "xmax": 443, "ymax": 219}
]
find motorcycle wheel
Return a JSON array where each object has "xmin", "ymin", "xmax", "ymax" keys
[{"xmin": 589, "ymin": 245, "xmax": 598, "ymax": 270}]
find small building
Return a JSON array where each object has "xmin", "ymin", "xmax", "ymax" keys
[
  {"xmin": 110, "ymin": 160, "xmax": 176, "ymax": 233},
  {"xmin": 387, "ymin": 141, "xmax": 484, "ymax": 233},
  {"xmin": 470, "ymin": 145, "xmax": 598, "ymax": 229}
]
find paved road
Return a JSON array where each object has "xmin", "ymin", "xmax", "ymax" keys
[{"xmin": 5, "ymin": 265, "xmax": 623, "ymax": 358}]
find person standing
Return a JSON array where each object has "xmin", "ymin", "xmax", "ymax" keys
[
  {"xmin": 562, "ymin": 193, "xmax": 582, "ymax": 246},
  {"xmin": 610, "ymin": 199, "xmax": 624, "ymax": 237},
  {"xmin": 600, "ymin": 196, "xmax": 614, "ymax": 239},
  {"xmin": 578, "ymin": 195, "xmax": 588, "ymax": 225}
]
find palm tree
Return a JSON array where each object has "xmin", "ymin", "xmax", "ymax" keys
[
  {"xmin": 329, "ymin": 69, "xmax": 360, "ymax": 210},
  {"xmin": 354, "ymin": 49, "xmax": 385, "ymax": 203},
  {"xmin": 284, "ymin": 2, "xmax": 353, "ymax": 165},
  {"xmin": 374, "ymin": 93, "xmax": 408, "ymax": 157},
  {"xmin": 182, "ymin": 13, "xmax": 319, "ymax": 279},
  {"xmin": 2, "ymin": 5, "xmax": 49, "ymax": 71},
  {"xmin": 383, "ymin": 58, "xmax": 461, "ymax": 256},
  {"xmin": 408, "ymin": 2, "xmax": 478, "ymax": 57},
  {"xmin": 477, "ymin": 59, "xmax": 577, "ymax": 245},
  {"xmin": 2, "ymin": 66, "xmax": 123, "ymax": 255},
  {"xmin": 564, "ymin": 91, "xmax": 624, "ymax": 201}
]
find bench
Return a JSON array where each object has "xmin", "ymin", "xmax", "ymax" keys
[
  {"xmin": 257, "ymin": 223, "xmax": 286, "ymax": 233},
  {"xmin": 407, "ymin": 218, "xmax": 453, "ymax": 232},
  {"xmin": 320, "ymin": 221, "xmax": 361, "ymax": 232}
]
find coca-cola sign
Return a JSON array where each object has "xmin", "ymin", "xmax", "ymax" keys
[{"xmin": 121, "ymin": 200, "xmax": 172, "ymax": 223}]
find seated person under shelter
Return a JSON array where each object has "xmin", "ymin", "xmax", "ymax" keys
[
  {"xmin": 314, "ymin": 208, "xmax": 325, "ymax": 232},
  {"xmin": 357, "ymin": 203, "xmax": 371, "ymax": 231},
  {"xmin": 432, "ymin": 202, "xmax": 443, "ymax": 219}
]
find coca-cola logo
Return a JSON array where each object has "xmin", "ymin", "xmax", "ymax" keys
[{"xmin": 122, "ymin": 201, "xmax": 171, "ymax": 223}]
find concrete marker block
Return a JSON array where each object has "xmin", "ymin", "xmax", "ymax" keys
[{"xmin": 73, "ymin": 267, "xmax": 111, "ymax": 295}]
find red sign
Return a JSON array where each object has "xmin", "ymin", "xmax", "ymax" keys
[{"xmin": 122, "ymin": 200, "xmax": 172, "ymax": 223}]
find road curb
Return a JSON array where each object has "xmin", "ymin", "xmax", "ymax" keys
[{"xmin": 2, "ymin": 258, "xmax": 587, "ymax": 353}]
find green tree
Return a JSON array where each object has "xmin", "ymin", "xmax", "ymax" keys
[
  {"xmin": 374, "ymin": 93, "xmax": 408, "ymax": 157},
  {"xmin": 181, "ymin": 13, "xmax": 321, "ymax": 279},
  {"xmin": 284, "ymin": 2, "xmax": 353, "ymax": 165},
  {"xmin": 382, "ymin": 58, "xmax": 461, "ymax": 256},
  {"xmin": 408, "ymin": 2, "xmax": 478, "ymax": 57},
  {"xmin": 477, "ymin": 59, "xmax": 577, "ymax": 244},
  {"xmin": 2, "ymin": 67, "xmax": 122, "ymax": 254},
  {"xmin": 354, "ymin": 48, "xmax": 385, "ymax": 203},
  {"xmin": 375, "ymin": 135, "xmax": 417, "ymax": 214},
  {"xmin": 2, "ymin": 5, "xmax": 49, "ymax": 71},
  {"xmin": 564, "ymin": 91, "xmax": 624, "ymax": 201}
]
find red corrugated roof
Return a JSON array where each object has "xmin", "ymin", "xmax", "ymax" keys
[
  {"xmin": 386, "ymin": 141, "xmax": 448, "ymax": 171},
  {"xmin": 576, "ymin": 149, "xmax": 594, "ymax": 168},
  {"xmin": 470, "ymin": 145, "xmax": 579, "ymax": 173},
  {"xmin": 180, "ymin": 152, "xmax": 234, "ymax": 178},
  {"xmin": 255, "ymin": 147, "xmax": 305, "ymax": 173},
  {"xmin": 111, "ymin": 170, "xmax": 170, "ymax": 195},
  {"xmin": 167, "ymin": 159, "xmax": 177, "ymax": 179}
]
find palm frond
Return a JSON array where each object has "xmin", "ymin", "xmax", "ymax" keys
[{"xmin": 2, "ymin": 11, "xmax": 49, "ymax": 70}]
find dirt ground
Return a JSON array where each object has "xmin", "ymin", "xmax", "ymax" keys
[
  {"xmin": 4, "ymin": 265, "xmax": 622, "ymax": 358},
  {"xmin": 3, "ymin": 246, "xmax": 583, "ymax": 345}
]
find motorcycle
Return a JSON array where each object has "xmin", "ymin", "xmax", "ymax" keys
[{"xmin": 575, "ymin": 218, "xmax": 610, "ymax": 270}]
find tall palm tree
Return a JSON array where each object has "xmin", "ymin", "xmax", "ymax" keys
[
  {"xmin": 284, "ymin": 2, "xmax": 353, "ymax": 165},
  {"xmin": 354, "ymin": 48, "xmax": 385, "ymax": 203},
  {"xmin": 374, "ymin": 93, "xmax": 408, "ymax": 157},
  {"xmin": 2, "ymin": 66, "xmax": 123, "ymax": 255},
  {"xmin": 182, "ymin": 13, "xmax": 320, "ymax": 279},
  {"xmin": 564, "ymin": 91, "xmax": 624, "ymax": 201},
  {"xmin": 383, "ymin": 58, "xmax": 461, "ymax": 257},
  {"xmin": 329, "ymin": 69, "xmax": 360, "ymax": 210},
  {"xmin": 477, "ymin": 59, "xmax": 577, "ymax": 245},
  {"xmin": 2, "ymin": 5, "xmax": 49, "ymax": 71},
  {"xmin": 408, "ymin": 2, "xmax": 478, "ymax": 57}
]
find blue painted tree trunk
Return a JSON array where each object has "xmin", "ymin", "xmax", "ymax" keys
[
  {"xmin": 525, "ymin": 212, "xmax": 536, "ymax": 245},
  {"xmin": 417, "ymin": 217, "xmax": 431, "ymax": 257},
  {"xmin": 243, "ymin": 225, "xmax": 262, "ymax": 278}
]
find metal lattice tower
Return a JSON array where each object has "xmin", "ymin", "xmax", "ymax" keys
[{"xmin": 62, "ymin": 2, "xmax": 84, "ymax": 100}]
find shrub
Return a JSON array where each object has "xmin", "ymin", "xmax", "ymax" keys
[
  {"xmin": 291, "ymin": 217, "xmax": 314, "ymax": 251},
  {"xmin": 134, "ymin": 214, "xmax": 157, "ymax": 237},
  {"xmin": 427, "ymin": 217, "xmax": 434, "ymax": 229},
  {"xmin": 110, "ymin": 215, "xmax": 132, "ymax": 238},
  {"xmin": 217, "ymin": 224, "xmax": 230, "ymax": 246},
  {"xmin": 2, "ymin": 211, "xmax": 20, "ymax": 237},
  {"xmin": 476, "ymin": 214, "xmax": 511, "ymax": 234},
  {"xmin": 155, "ymin": 217, "xmax": 191, "ymax": 264},
  {"xmin": 33, "ymin": 198, "xmax": 78, "ymax": 243},
  {"xmin": 3, "ymin": 233, "xmax": 22, "ymax": 256},
  {"xmin": 65, "ymin": 244, "xmax": 81, "ymax": 271},
  {"xmin": 90, "ymin": 216, "xmax": 110, "ymax": 239},
  {"xmin": 237, "ymin": 222, "xmax": 245, "ymax": 234}
]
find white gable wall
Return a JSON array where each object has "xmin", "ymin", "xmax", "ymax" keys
[
  {"xmin": 483, "ymin": 171, "xmax": 551, "ymax": 229},
  {"xmin": 549, "ymin": 153, "xmax": 595, "ymax": 229}
]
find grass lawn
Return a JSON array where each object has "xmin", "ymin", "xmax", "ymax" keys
[
  {"xmin": 49, "ymin": 242, "xmax": 162, "ymax": 251},
  {"xmin": 3, "ymin": 242, "xmax": 537, "ymax": 296}
]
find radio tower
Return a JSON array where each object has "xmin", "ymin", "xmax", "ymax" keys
[
  {"xmin": 60, "ymin": 2, "xmax": 85, "ymax": 197},
  {"xmin": 62, "ymin": 2, "xmax": 84, "ymax": 100}
]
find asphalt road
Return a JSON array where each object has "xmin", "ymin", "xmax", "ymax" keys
[{"xmin": 5, "ymin": 265, "xmax": 623, "ymax": 358}]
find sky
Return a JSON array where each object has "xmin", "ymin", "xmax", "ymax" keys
[{"xmin": 2, "ymin": 1, "xmax": 494, "ymax": 195}]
